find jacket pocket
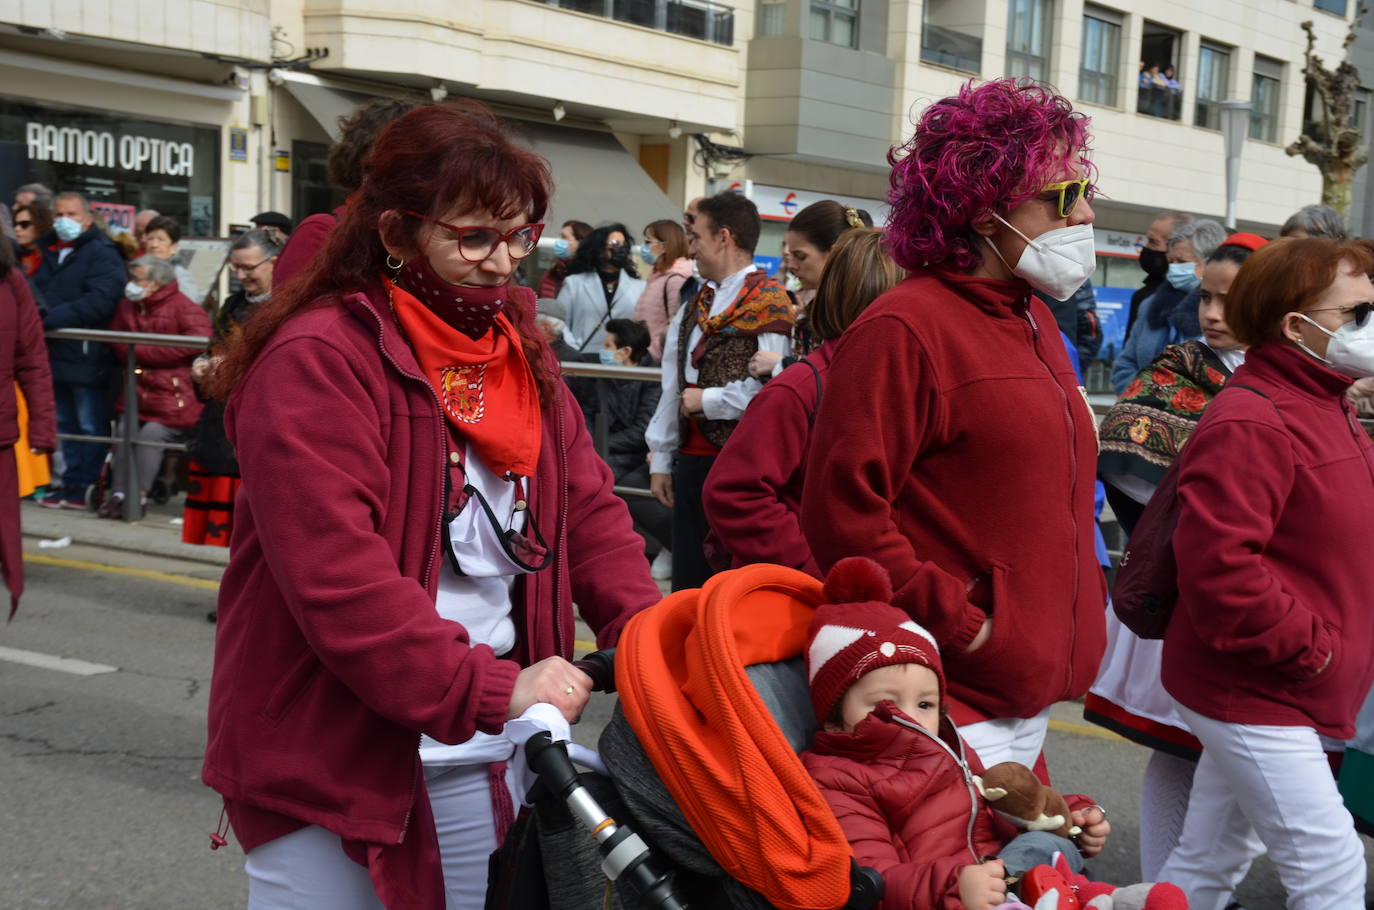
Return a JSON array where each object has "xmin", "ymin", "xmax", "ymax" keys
[
  {"xmin": 260, "ymin": 650, "xmax": 322, "ymax": 722},
  {"xmin": 1293, "ymin": 622, "xmax": 1341, "ymax": 691}
]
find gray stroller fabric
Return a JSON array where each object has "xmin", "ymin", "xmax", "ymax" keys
[
  {"xmin": 592, "ymin": 658, "xmax": 820, "ymax": 910},
  {"xmin": 534, "ymin": 772, "xmax": 632, "ymax": 910}
]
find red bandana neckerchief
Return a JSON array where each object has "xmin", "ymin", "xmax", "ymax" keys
[
  {"xmin": 690, "ymin": 269, "xmax": 796, "ymax": 368},
  {"xmin": 387, "ymin": 278, "xmax": 541, "ymax": 480}
]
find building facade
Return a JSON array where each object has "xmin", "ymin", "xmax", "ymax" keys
[{"xmin": 0, "ymin": 0, "xmax": 1361, "ymax": 298}]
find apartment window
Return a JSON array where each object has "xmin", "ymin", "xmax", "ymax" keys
[
  {"xmin": 1007, "ymin": 0, "xmax": 1053, "ymax": 84},
  {"xmin": 810, "ymin": 0, "xmax": 858, "ymax": 48},
  {"xmin": 1251, "ymin": 55, "xmax": 1283, "ymax": 142},
  {"xmin": 1138, "ymin": 22, "xmax": 1182, "ymax": 120},
  {"xmin": 922, "ymin": 0, "xmax": 983, "ymax": 73},
  {"xmin": 1079, "ymin": 5, "xmax": 1122, "ymax": 107},
  {"xmin": 545, "ymin": 0, "xmax": 736, "ymax": 45},
  {"xmin": 1315, "ymin": 0, "xmax": 1348, "ymax": 14},
  {"xmin": 1195, "ymin": 41, "xmax": 1232, "ymax": 130},
  {"xmin": 1355, "ymin": 88, "xmax": 1371, "ymax": 133},
  {"xmin": 758, "ymin": 0, "xmax": 786, "ymax": 36}
]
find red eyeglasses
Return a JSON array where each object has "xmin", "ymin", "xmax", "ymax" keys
[{"xmin": 401, "ymin": 210, "xmax": 544, "ymax": 262}]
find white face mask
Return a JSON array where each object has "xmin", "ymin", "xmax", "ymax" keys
[
  {"xmin": 125, "ymin": 281, "xmax": 149, "ymax": 301},
  {"xmin": 984, "ymin": 214, "xmax": 1097, "ymax": 301},
  {"xmin": 1295, "ymin": 312, "xmax": 1374, "ymax": 378}
]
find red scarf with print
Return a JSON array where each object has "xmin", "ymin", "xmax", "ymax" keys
[{"xmin": 389, "ymin": 280, "xmax": 541, "ymax": 479}]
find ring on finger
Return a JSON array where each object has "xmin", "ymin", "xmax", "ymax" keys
[{"xmin": 563, "ymin": 685, "xmax": 574, "ymax": 695}]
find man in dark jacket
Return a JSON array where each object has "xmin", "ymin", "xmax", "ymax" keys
[
  {"xmin": 1034, "ymin": 279, "xmax": 1102, "ymax": 367},
  {"xmin": 32, "ymin": 192, "xmax": 126, "ymax": 508}
]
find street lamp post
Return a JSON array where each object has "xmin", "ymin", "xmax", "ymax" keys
[{"xmin": 1219, "ymin": 99, "xmax": 1253, "ymax": 231}]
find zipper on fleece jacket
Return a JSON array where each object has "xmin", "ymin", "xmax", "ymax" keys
[
  {"xmin": 363, "ymin": 302, "xmax": 447, "ymax": 845},
  {"xmin": 889, "ymin": 714, "xmax": 982, "ymax": 864},
  {"xmin": 1017, "ymin": 302, "xmax": 1082, "ymax": 696}
]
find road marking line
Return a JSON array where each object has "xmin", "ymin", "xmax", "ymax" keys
[
  {"xmin": 1049, "ymin": 718, "xmax": 1127, "ymax": 743},
  {"xmin": 0, "ymin": 645, "xmax": 118, "ymax": 676},
  {"xmin": 24, "ymin": 553, "xmax": 221, "ymax": 591},
  {"xmin": 575, "ymin": 639, "xmax": 596, "ymax": 654}
]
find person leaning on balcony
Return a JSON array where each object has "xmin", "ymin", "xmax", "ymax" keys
[
  {"xmin": 273, "ymin": 98, "xmax": 415, "ymax": 287},
  {"xmin": 99, "ymin": 255, "xmax": 210, "ymax": 519},
  {"xmin": 0, "ymin": 223, "xmax": 56, "ymax": 615},
  {"xmin": 200, "ymin": 100, "xmax": 659, "ymax": 910},
  {"xmin": 32, "ymin": 191, "xmax": 126, "ymax": 511},
  {"xmin": 1156, "ymin": 237, "xmax": 1374, "ymax": 909},
  {"xmin": 799, "ymin": 78, "xmax": 1106, "ymax": 770}
]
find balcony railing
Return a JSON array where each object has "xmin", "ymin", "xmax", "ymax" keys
[{"xmin": 538, "ymin": 0, "xmax": 735, "ymax": 46}]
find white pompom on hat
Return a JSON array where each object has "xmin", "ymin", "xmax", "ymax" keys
[{"xmin": 806, "ymin": 557, "xmax": 944, "ymax": 724}]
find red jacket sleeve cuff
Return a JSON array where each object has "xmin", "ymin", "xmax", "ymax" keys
[
  {"xmin": 1275, "ymin": 620, "xmax": 1335, "ymax": 682},
  {"xmin": 473, "ymin": 657, "xmax": 522, "ymax": 735},
  {"xmin": 944, "ymin": 605, "xmax": 988, "ymax": 655}
]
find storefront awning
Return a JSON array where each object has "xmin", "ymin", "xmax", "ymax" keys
[
  {"xmin": 516, "ymin": 120, "xmax": 679, "ymax": 235},
  {"xmin": 280, "ymin": 73, "xmax": 374, "ymax": 140}
]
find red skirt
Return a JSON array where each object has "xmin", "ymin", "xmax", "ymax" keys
[{"xmin": 182, "ymin": 461, "xmax": 241, "ymax": 548}]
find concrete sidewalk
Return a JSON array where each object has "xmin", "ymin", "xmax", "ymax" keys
[{"xmin": 20, "ymin": 497, "xmax": 229, "ymax": 567}]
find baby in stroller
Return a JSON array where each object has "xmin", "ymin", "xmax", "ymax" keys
[{"xmin": 800, "ymin": 558, "xmax": 1183, "ymax": 910}]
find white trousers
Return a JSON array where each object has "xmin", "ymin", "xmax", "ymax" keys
[
  {"xmin": 960, "ymin": 707, "xmax": 1051, "ymax": 768},
  {"xmin": 1158, "ymin": 703, "xmax": 1367, "ymax": 910},
  {"xmin": 245, "ymin": 825, "xmax": 384, "ymax": 910},
  {"xmin": 426, "ymin": 763, "xmax": 505, "ymax": 910}
]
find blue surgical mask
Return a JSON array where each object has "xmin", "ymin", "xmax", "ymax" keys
[
  {"xmin": 598, "ymin": 348, "xmax": 620, "ymax": 365},
  {"xmin": 552, "ymin": 238, "xmax": 572, "ymax": 260},
  {"xmin": 639, "ymin": 243, "xmax": 656, "ymax": 265},
  {"xmin": 54, "ymin": 216, "xmax": 82, "ymax": 242},
  {"xmin": 1166, "ymin": 261, "xmax": 1201, "ymax": 291}
]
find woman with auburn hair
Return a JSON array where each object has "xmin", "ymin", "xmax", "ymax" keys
[
  {"xmin": 630, "ymin": 218, "xmax": 693, "ymax": 362},
  {"xmin": 704, "ymin": 227, "xmax": 902, "ymax": 576},
  {"xmin": 202, "ymin": 100, "xmax": 660, "ymax": 909},
  {"xmin": 800, "ymin": 80, "xmax": 1107, "ymax": 784},
  {"xmin": 1157, "ymin": 237, "xmax": 1374, "ymax": 909}
]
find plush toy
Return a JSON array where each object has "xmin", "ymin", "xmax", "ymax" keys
[
  {"xmin": 974, "ymin": 762, "xmax": 1082, "ymax": 840},
  {"xmin": 1015, "ymin": 853, "xmax": 1189, "ymax": 910}
]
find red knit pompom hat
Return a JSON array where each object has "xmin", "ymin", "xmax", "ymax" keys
[{"xmin": 806, "ymin": 557, "xmax": 945, "ymax": 724}]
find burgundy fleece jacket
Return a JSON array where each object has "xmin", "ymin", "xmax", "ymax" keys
[
  {"xmin": 202, "ymin": 284, "xmax": 660, "ymax": 854},
  {"xmin": 703, "ymin": 340, "xmax": 835, "ymax": 578},
  {"xmin": 1162, "ymin": 342, "xmax": 1374, "ymax": 739},
  {"xmin": 800, "ymin": 270, "xmax": 1106, "ymax": 724}
]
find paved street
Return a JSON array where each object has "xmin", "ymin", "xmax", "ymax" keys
[{"xmin": 1, "ymin": 512, "xmax": 1368, "ymax": 908}]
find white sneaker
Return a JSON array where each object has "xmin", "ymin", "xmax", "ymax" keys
[{"xmin": 650, "ymin": 549, "xmax": 672, "ymax": 580}]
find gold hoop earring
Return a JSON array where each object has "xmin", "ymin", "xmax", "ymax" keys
[{"xmin": 385, "ymin": 254, "xmax": 404, "ymax": 272}]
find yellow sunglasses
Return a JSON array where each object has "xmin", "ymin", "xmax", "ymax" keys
[{"xmin": 1040, "ymin": 178, "xmax": 1096, "ymax": 218}]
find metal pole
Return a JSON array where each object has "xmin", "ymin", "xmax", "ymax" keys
[{"xmin": 121, "ymin": 352, "xmax": 141, "ymax": 522}]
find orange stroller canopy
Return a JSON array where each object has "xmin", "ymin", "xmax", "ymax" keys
[{"xmin": 616, "ymin": 564, "xmax": 856, "ymax": 910}]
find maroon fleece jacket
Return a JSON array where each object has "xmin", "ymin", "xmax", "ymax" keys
[
  {"xmin": 202, "ymin": 284, "xmax": 660, "ymax": 852},
  {"xmin": 1162, "ymin": 342, "xmax": 1374, "ymax": 739},
  {"xmin": 703, "ymin": 340, "xmax": 836, "ymax": 578},
  {"xmin": 800, "ymin": 270, "xmax": 1106, "ymax": 724}
]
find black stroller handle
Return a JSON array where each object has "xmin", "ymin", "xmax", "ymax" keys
[
  {"xmin": 525, "ymin": 730, "xmax": 687, "ymax": 910},
  {"xmin": 573, "ymin": 648, "xmax": 617, "ymax": 694}
]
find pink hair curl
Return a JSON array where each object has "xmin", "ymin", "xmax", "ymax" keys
[{"xmin": 885, "ymin": 79, "xmax": 1094, "ymax": 273}]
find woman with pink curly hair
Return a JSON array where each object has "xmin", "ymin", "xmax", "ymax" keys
[{"xmin": 802, "ymin": 79, "xmax": 1107, "ymax": 777}]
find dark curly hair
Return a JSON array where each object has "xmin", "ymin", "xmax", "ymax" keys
[
  {"xmin": 886, "ymin": 79, "xmax": 1094, "ymax": 273},
  {"xmin": 566, "ymin": 223, "xmax": 639, "ymax": 279},
  {"xmin": 326, "ymin": 99, "xmax": 416, "ymax": 193}
]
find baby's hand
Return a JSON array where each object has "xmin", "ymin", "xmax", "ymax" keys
[
  {"xmin": 957, "ymin": 859, "xmax": 1006, "ymax": 910},
  {"xmin": 1070, "ymin": 805, "xmax": 1110, "ymax": 858}
]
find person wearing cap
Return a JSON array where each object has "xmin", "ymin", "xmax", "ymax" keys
[
  {"xmin": 250, "ymin": 212, "xmax": 294, "ymax": 250},
  {"xmin": 1091, "ymin": 231, "xmax": 1266, "ymax": 884},
  {"xmin": 801, "ymin": 557, "xmax": 1112, "ymax": 910}
]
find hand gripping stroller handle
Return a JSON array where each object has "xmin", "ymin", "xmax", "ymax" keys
[
  {"xmin": 524, "ymin": 730, "xmax": 688, "ymax": 910},
  {"xmin": 573, "ymin": 648, "xmax": 617, "ymax": 694}
]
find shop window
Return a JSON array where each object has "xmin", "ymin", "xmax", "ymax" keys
[
  {"xmin": 1006, "ymin": 0, "xmax": 1053, "ymax": 84},
  {"xmin": 1315, "ymin": 0, "xmax": 1347, "ymax": 14},
  {"xmin": 1138, "ymin": 21, "xmax": 1183, "ymax": 121},
  {"xmin": 1250, "ymin": 55, "xmax": 1283, "ymax": 142},
  {"xmin": 1079, "ymin": 5, "xmax": 1122, "ymax": 107},
  {"xmin": 1195, "ymin": 41, "xmax": 1232, "ymax": 130},
  {"xmin": 810, "ymin": 0, "xmax": 858, "ymax": 48},
  {"xmin": 291, "ymin": 140, "xmax": 344, "ymax": 220},
  {"xmin": 922, "ymin": 0, "xmax": 983, "ymax": 74}
]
